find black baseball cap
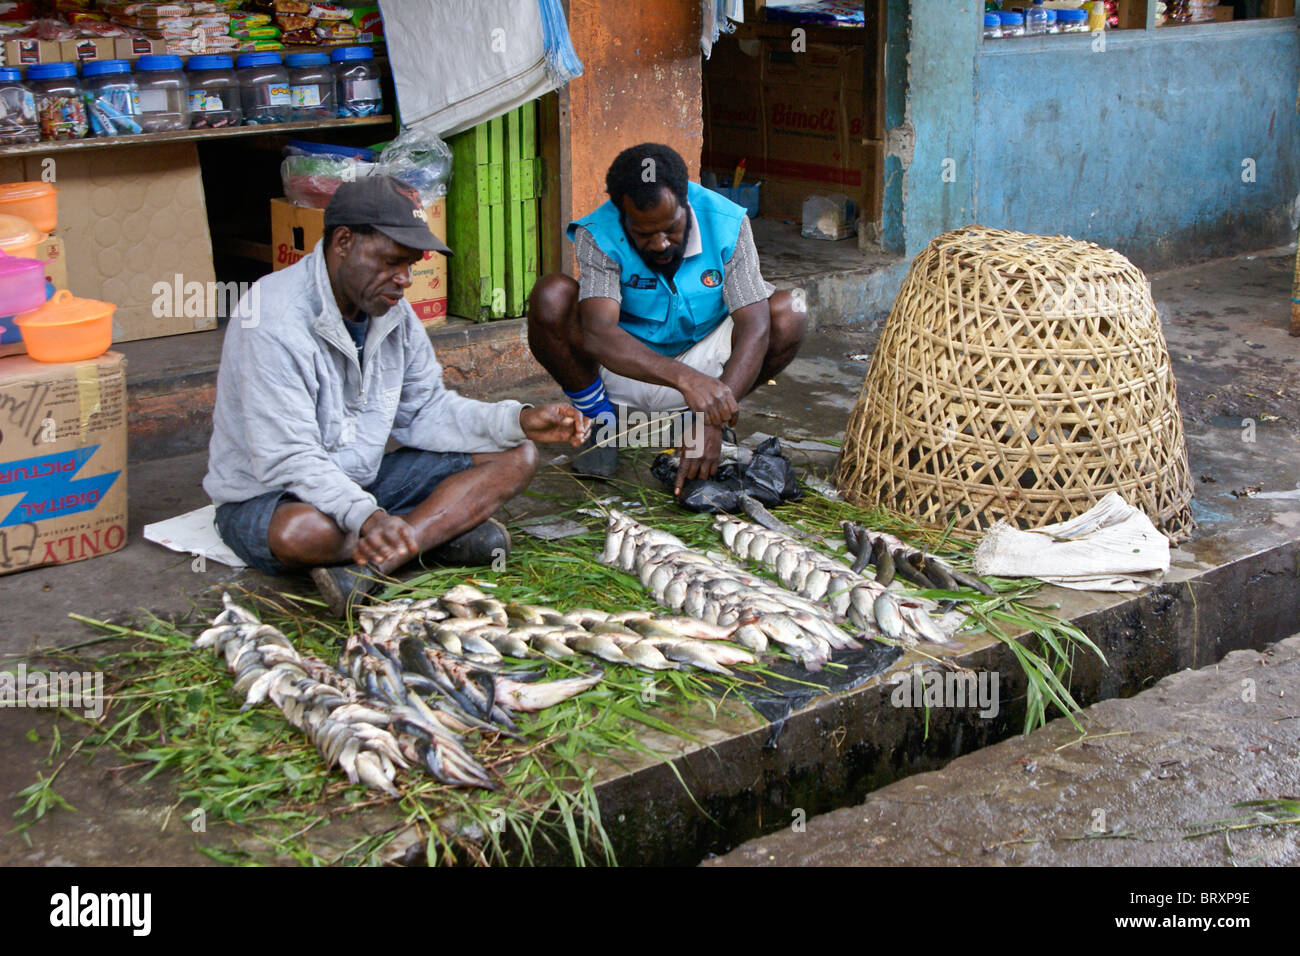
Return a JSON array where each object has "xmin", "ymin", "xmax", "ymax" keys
[{"xmin": 324, "ymin": 175, "xmax": 453, "ymax": 257}]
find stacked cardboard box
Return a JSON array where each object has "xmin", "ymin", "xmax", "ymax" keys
[{"xmin": 0, "ymin": 351, "xmax": 128, "ymax": 576}]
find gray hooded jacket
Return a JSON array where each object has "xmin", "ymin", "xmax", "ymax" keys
[{"xmin": 203, "ymin": 243, "xmax": 527, "ymax": 535}]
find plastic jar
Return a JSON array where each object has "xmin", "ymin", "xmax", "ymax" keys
[
  {"xmin": 0, "ymin": 67, "xmax": 38, "ymax": 145},
  {"xmin": 1058, "ymin": 8, "xmax": 1090, "ymax": 32},
  {"xmin": 26, "ymin": 62, "xmax": 88, "ymax": 141},
  {"xmin": 983, "ymin": 12, "xmax": 1002, "ymax": 37},
  {"xmin": 134, "ymin": 54, "xmax": 189, "ymax": 132},
  {"xmin": 332, "ymin": 46, "xmax": 382, "ymax": 118},
  {"xmin": 186, "ymin": 55, "xmax": 241, "ymax": 129},
  {"xmin": 998, "ymin": 11, "xmax": 1025, "ymax": 36},
  {"xmin": 236, "ymin": 51, "xmax": 291, "ymax": 125},
  {"xmin": 81, "ymin": 60, "xmax": 141, "ymax": 137},
  {"xmin": 286, "ymin": 52, "xmax": 335, "ymax": 121},
  {"xmin": 1045, "ymin": 10, "xmax": 1060, "ymax": 33}
]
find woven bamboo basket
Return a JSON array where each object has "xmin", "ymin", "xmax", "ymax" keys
[{"xmin": 834, "ymin": 226, "xmax": 1194, "ymax": 540}]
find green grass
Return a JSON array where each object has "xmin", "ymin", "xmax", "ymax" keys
[{"xmin": 16, "ymin": 477, "xmax": 1106, "ymax": 865}]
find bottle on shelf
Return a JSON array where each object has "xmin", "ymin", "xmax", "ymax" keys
[{"xmin": 1026, "ymin": 0, "xmax": 1049, "ymax": 35}]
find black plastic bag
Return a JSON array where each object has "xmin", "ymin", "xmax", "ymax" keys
[{"xmin": 652, "ymin": 436, "xmax": 802, "ymax": 514}]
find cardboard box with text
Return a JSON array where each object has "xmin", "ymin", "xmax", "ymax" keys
[
  {"xmin": 0, "ymin": 350, "xmax": 128, "ymax": 576},
  {"xmin": 271, "ymin": 197, "xmax": 448, "ymax": 326}
]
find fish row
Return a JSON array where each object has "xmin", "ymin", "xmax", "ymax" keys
[
  {"xmin": 602, "ymin": 510, "xmax": 860, "ymax": 671},
  {"xmin": 841, "ymin": 521, "xmax": 995, "ymax": 596},
  {"xmin": 355, "ymin": 585, "xmax": 760, "ymax": 677},
  {"xmin": 713, "ymin": 515, "xmax": 960, "ymax": 649}
]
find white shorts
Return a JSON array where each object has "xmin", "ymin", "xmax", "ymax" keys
[{"xmin": 600, "ymin": 318, "xmax": 734, "ymax": 412}]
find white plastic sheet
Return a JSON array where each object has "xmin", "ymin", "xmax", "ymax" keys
[
  {"xmin": 972, "ymin": 492, "xmax": 1171, "ymax": 592},
  {"xmin": 143, "ymin": 505, "xmax": 246, "ymax": 569},
  {"xmin": 379, "ymin": 0, "xmax": 581, "ymax": 138}
]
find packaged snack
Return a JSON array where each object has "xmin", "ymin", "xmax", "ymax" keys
[
  {"xmin": 235, "ymin": 39, "xmax": 283, "ymax": 50},
  {"xmin": 313, "ymin": 20, "xmax": 356, "ymax": 39},
  {"xmin": 275, "ymin": 13, "xmax": 312, "ymax": 30},
  {"xmin": 273, "ymin": 0, "xmax": 309, "ymax": 13},
  {"xmin": 230, "ymin": 25, "xmax": 280, "ymax": 38},
  {"xmin": 351, "ymin": 5, "xmax": 382, "ymax": 37},
  {"xmin": 230, "ymin": 12, "xmax": 271, "ymax": 28},
  {"xmin": 307, "ymin": 3, "xmax": 349, "ymax": 19}
]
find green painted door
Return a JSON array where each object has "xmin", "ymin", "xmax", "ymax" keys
[{"xmin": 447, "ymin": 101, "xmax": 541, "ymax": 321}]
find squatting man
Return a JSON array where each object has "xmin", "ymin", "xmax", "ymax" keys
[
  {"xmin": 204, "ymin": 176, "xmax": 587, "ymax": 615},
  {"xmin": 528, "ymin": 143, "xmax": 805, "ymax": 490}
]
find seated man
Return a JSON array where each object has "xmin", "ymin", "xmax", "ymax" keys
[
  {"xmin": 527, "ymin": 142, "xmax": 804, "ymax": 489},
  {"xmin": 204, "ymin": 176, "xmax": 586, "ymax": 615}
]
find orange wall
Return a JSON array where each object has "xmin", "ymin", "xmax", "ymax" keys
[{"xmin": 565, "ymin": 0, "xmax": 703, "ymax": 221}]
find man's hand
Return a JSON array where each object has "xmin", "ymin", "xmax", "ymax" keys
[
  {"xmin": 676, "ymin": 369, "xmax": 738, "ymax": 428},
  {"xmin": 520, "ymin": 404, "xmax": 590, "ymax": 446},
  {"xmin": 355, "ymin": 509, "xmax": 420, "ymax": 569},
  {"xmin": 675, "ymin": 423, "xmax": 723, "ymax": 496}
]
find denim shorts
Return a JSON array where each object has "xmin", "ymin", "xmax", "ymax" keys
[{"xmin": 214, "ymin": 447, "xmax": 475, "ymax": 576}]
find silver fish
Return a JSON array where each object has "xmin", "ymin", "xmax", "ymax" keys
[
  {"xmin": 495, "ymin": 669, "xmax": 604, "ymax": 711},
  {"xmin": 621, "ymin": 641, "xmax": 678, "ymax": 671},
  {"xmin": 729, "ymin": 623, "xmax": 769, "ymax": 653},
  {"xmin": 872, "ymin": 592, "xmax": 907, "ymax": 642},
  {"xmin": 573, "ymin": 635, "xmax": 633, "ymax": 665}
]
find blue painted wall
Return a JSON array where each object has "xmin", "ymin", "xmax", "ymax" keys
[{"xmin": 970, "ymin": 20, "xmax": 1300, "ymax": 269}]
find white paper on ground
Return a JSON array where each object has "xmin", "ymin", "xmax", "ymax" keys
[
  {"xmin": 972, "ymin": 492, "xmax": 1170, "ymax": 592},
  {"xmin": 143, "ymin": 505, "xmax": 247, "ymax": 569}
]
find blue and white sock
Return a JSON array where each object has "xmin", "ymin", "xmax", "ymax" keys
[{"xmin": 564, "ymin": 378, "xmax": 617, "ymax": 436}]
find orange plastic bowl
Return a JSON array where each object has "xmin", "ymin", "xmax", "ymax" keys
[
  {"xmin": 0, "ymin": 182, "xmax": 58, "ymax": 234},
  {"xmin": 14, "ymin": 289, "xmax": 115, "ymax": 362}
]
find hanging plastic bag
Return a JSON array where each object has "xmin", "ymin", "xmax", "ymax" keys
[{"xmin": 378, "ymin": 126, "xmax": 454, "ymax": 206}]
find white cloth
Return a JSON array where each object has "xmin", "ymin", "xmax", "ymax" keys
[
  {"xmin": 601, "ymin": 317, "xmax": 734, "ymax": 412},
  {"xmin": 972, "ymin": 492, "xmax": 1171, "ymax": 592},
  {"xmin": 143, "ymin": 506, "xmax": 247, "ymax": 569},
  {"xmin": 380, "ymin": 0, "xmax": 579, "ymax": 138}
]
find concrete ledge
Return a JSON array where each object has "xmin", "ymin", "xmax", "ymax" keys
[{"xmin": 569, "ymin": 538, "xmax": 1300, "ymax": 867}]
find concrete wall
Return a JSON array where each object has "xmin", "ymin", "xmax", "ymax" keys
[
  {"xmin": 564, "ymin": 0, "xmax": 704, "ymax": 223},
  {"xmin": 972, "ymin": 19, "xmax": 1300, "ymax": 270}
]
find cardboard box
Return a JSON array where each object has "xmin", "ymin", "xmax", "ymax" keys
[
  {"xmin": 703, "ymin": 36, "xmax": 872, "ymax": 221},
  {"xmin": 1, "ymin": 39, "xmax": 61, "ymax": 67},
  {"xmin": 0, "ymin": 350, "xmax": 128, "ymax": 576},
  {"xmin": 114, "ymin": 37, "xmax": 168, "ymax": 59},
  {"xmin": 1212, "ymin": 5, "xmax": 1235, "ymax": 19},
  {"xmin": 270, "ymin": 197, "xmax": 449, "ymax": 326},
  {"xmin": 1262, "ymin": 0, "xmax": 1295, "ymax": 16},
  {"xmin": 32, "ymin": 144, "xmax": 217, "ymax": 343}
]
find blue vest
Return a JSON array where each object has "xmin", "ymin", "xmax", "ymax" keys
[{"xmin": 567, "ymin": 181, "xmax": 746, "ymax": 356}]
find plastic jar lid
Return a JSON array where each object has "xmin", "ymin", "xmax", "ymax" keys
[
  {"xmin": 330, "ymin": 46, "xmax": 374, "ymax": 63},
  {"xmin": 82, "ymin": 59, "xmax": 133, "ymax": 79},
  {"xmin": 1058, "ymin": 9, "xmax": 1089, "ymax": 21},
  {"xmin": 15, "ymin": 289, "xmax": 115, "ymax": 328},
  {"xmin": 0, "ymin": 213, "xmax": 42, "ymax": 245},
  {"xmin": 999, "ymin": 12, "xmax": 1025, "ymax": 24},
  {"xmin": 1046, "ymin": 10, "xmax": 1058, "ymax": 20},
  {"xmin": 187, "ymin": 54, "xmax": 235, "ymax": 71},
  {"xmin": 236, "ymin": 51, "xmax": 284, "ymax": 68},
  {"xmin": 25, "ymin": 62, "xmax": 77, "ymax": 80},
  {"xmin": 984, "ymin": 12, "xmax": 1000, "ymax": 25},
  {"xmin": 0, "ymin": 67, "xmax": 22, "ymax": 82},
  {"xmin": 136, "ymin": 54, "xmax": 185, "ymax": 71},
  {"xmin": 286, "ymin": 52, "xmax": 330, "ymax": 67},
  {"xmin": 0, "ymin": 181, "xmax": 56, "ymax": 201}
]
